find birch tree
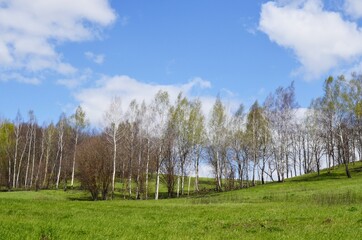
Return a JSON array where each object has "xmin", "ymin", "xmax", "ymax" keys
[
  {"xmin": 125, "ymin": 100, "xmax": 140, "ymax": 198},
  {"xmin": 70, "ymin": 106, "xmax": 88, "ymax": 188},
  {"xmin": 140, "ymin": 101, "xmax": 152, "ymax": 199},
  {"xmin": 12, "ymin": 111, "xmax": 22, "ymax": 188},
  {"xmin": 56, "ymin": 113, "xmax": 67, "ymax": 189},
  {"xmin": 24, "ymin": 111, "xmax": 35, "ymax": 188},
  {"xmin": 42, "ymin": 123, "xmax": 55, "ymax": 188},
  {"xmin": 104, "ymin": 96, "xmax": 123, "ymax": 199},
  {"xmin": 208, "ymin": 97, "xmax": 227, "ymax": 191},
  {"xmin": 150, "ymin": 90, "xmax": 170, "ymax": 200},
  {"xmin": 189, "ymin": 99, "xmax": 205, "ymax": 192}
]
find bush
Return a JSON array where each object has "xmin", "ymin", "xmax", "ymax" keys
[{"xmin": 77, "ymin": 136, "xmax": 112, "ymax": 200}]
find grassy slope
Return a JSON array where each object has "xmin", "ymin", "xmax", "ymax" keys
[{"xmin": 1, "ymin": 163, "xmax": 362, "ymax": 239}]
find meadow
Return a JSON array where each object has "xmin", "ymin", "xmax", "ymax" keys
[{"xmin": 1, "ymin": 162, "xmax": 362, "ymax": 239}]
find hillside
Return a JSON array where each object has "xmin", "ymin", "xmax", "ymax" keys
[{"xmin": 1, "ymin": 162, "xmax": 362, "ymax": 239}]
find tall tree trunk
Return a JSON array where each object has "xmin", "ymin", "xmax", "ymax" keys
[
  {"xmin": 111, "ymin": 136, "xmax": 116, "ymax": 199},
  {"xmin": 55, "ymin": 139, "xmax": 63, "ymax": 189},
  {"xmin": 35, "ymin": 129, "xmax": 45, "ymax": 190},
  {"xmin": 216, "ymin": 151, "xmax": 222, "ymax": 191},
  {"xmin": 12, "ymin": 133, "xmax": 19, "ymax": 189},
  {"xmin": 25, "ymin": 126, "xmax": 33, "ymax": 188},
  {"xmin": 42, "ymin": 140, "xmax": 51, "ymax": 188},
  {"xmin": 176, "ymin": 175, "xmax": 180, "ymax": 197},
  {"xmin": 7, "ymin": 154, "xmax": 11, "ymax": 189},
  {"xmin": 145, "ymin": 138, "xmax": 149, "ymax": 200},
  {"xmin": 71, "ymin": 134, "xmax": 78, "ymax": 188},
  {"xmin": 16, "ymin": 136, "xmax": 29, "ymax": 188},
  {"xmin": 128, "ymin": 140, "xmax": 133, "ymax": 198},
  {"xmin": 195, "ymin": 149, "xmax": 200, "ymax": 192},
  {"xmin": 135, "ymin": 141, "xmax": 142, "ymax": 199},
  {"xmin": 30, "ymin": 129, "xmax": 37, "ymax": 188},
  {"xmin": 55, "ymin": 120, "xmax": 65, "ymax": 190},
  {"xmin": 155, "ymin": 157, "xmax": 161, "ymax": 200}
]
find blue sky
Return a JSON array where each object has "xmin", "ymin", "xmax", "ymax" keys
[{"xmin": 1, "ymin": 0, "xmax": 362, "ymax": 125}]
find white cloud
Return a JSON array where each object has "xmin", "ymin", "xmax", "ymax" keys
[
  {"xmin": 0, "ymin": 0, "xmax": 116, "ymax": 80},
  {"xmin": 74, "ymin": 75, "xmax": 216, "ymax": 125},
  {"xmin": 344, "ymin": 0, "xmax": 362, "ymax": 19},
  {"xmin": 56, "ymin": 68, "xmax": 92, "ymax": 89},
  {"xmin": 0, "ymin": 72, "xmax": 41, "ymax": 85},
  {"xmin": 259, "ymin": 0, "xmax": 362, "ymax": 79},
  {"xmin": 85, "ymin": 51, "xmax": 105, "ymax": 64}
]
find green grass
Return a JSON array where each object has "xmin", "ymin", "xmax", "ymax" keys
[{"xmin": 1, "ymin": 162, "xmax": 362, "ymax": 239}]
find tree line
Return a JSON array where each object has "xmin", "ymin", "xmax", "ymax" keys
[{"xmin": 0, "ymin": 74, "xmax": 361, "ymax": 200}]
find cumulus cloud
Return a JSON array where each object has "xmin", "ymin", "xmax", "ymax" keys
[
  {"xmin": 259, "ymin": 0, "xmax": 362, "ymax": 79},
  {"xmin": 0, "ymin": 0, "xmax": 115, "ymax": 80},
  {"xmin": 344, "ymin": 0, "xmax": 362, "ymax": 19},
  {"xmin": 74, "ymin": 75, "xmax": 218, "ymax": 125}
]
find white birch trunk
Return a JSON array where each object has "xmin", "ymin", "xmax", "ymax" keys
[
  {"xmin": 71, "ymin": 134, "xmax": 78, "ymax": 188},
  {"xmin": 136, "ymin": 147, "xmax": 142, "ymax": 199},
  {"xmin": 111, "ymin": 134, "xmax": 117, "ymax": 199},
  {"xmin": 24, "ymin": 126, "xmax": 33, "ymax": 188},
  {"xmin": 35, "ymin": 128, "xmax": 45, "ymax": 189},
  {"xmin": 155, "ymin": 146, "xmax": 161, "ymax": 200},
  {"xmin": 16, "ymin": 129, "xmax": 30, "ymax": 188},
  {"xmin": 12, "ymin": 130, "xmax": 19, "ymax": 188},
  {"xmin": 43, "ymin": 138, "xmax": 51, "ymax": 188},
  {"xmin": 155, "ymin": 165, "xmax": 160, "ymax": 200},
  {"xmin": 55, "ymin": 124, "xmax": 64, "ymax": 190},
  {"xmin": 30, "ymin": 129, "xmax": 36, "ymax": 188},
  {"xmin": 145, "ymin": 138, "xmax": 149, "ymax": 200},
  {"xmin": 176, "ymin": 176, "xmax": 180, "ymax": 198},
  {"xmin": 194, "ymin": 149, "xmax": 200, "ymax": 192}
]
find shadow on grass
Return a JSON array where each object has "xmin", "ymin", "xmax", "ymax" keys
[
  {"xmin": 290, "ymin": 172, "xmax": 347, "ymax": 182},
  {"xmin": 67, "ymin": 196, "xmax": 93, "ymax": 201}
]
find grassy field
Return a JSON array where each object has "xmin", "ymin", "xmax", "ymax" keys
[{"xmin": 1, "ymin": 163, "xmax": 362, "ymax": 239}]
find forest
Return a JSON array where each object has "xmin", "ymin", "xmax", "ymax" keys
[{"xmin": 0, "ymin": 74, "xmax": 361, "ymax": 201}]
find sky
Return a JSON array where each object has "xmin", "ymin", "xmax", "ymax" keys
[{"xmin": 1, "ymin": 0, "xmax": 362, "ymax": 125}]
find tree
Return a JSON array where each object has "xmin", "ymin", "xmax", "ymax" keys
[
  {"xmin": 124, "ymin": 100, "xmax": 140, "ymax": 198},
  {"xmin": 264, "ymin": 82, "xmax": 298, "ymax": 182},
  {"xmin": 139, "ymin": 101, "xmax": 152, "ymax": 200},
  {"xmin": 42, "ymin": 123, "xmax": 56, "ymax": 188},
  {"xmin": 331, "ymin": 76, "xmax": 354, "ymax": 178},
  {"xmin": 104, "ymin": 96, "xmax": 123, "ymax": 199},
  {"xmin": 12, "ymin": 111, "xmax": 22, "ymax": 188},
  {"xmin": 77, "ymin": 136, "xmax": 112, "ymax": 200},
  {"xmin": 207, "ymin": 96, "xmax": 228, "ymax": 191},
  {"xmin": 230, "ymin": 104, "xmax": 247, "ymax": 188},
  {"xmin": 169, "ymin": 93, "xmax": 193, "ymax": 196},
  {"xmin": 55, "ymin": 113, "xmax": 67, "ymax": 189},
  {"xmin": 245, "ymin": 101, "xmax": 269, "ymax": 186},
  {"xmin": 189, "ymin": 99, "xmax": 205, "ymax": 192},
  {"xmin": 0, "ymin": 121, "xmax": 14, "ymax": 189},
  {"xmin": 150, "ymin": 90, "xmax": 170, "ymax": 200},
  {"xmin": 70, "ymin": 106, "xmax": 88, "ymax": 189}
]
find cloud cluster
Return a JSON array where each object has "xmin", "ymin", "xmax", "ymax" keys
[
  {"xmin": 0, "ymin": 0, "xmax": 115, "ymax": 80},
  {"xmin": 259, "ymin": 0, "xmax": 362, "ymax": 79},
  {"xmin": 74, "ymin": 75, "xmax": 222, "ymax": 126},
  {"xmin": 344, "ymin": 0, "xmax": 362, "ymax": 19}
]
